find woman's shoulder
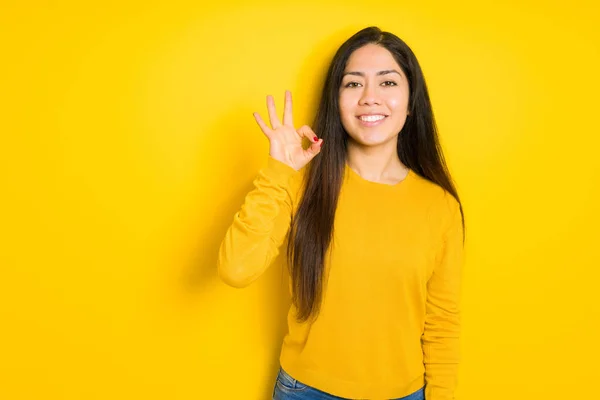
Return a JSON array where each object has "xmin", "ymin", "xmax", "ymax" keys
[{"xmin": 409, "ymin": 170, "xmax": 461, "ymax": 217}]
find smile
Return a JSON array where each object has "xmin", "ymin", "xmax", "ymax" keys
[
  {"xmin": 357, "ymin": 114, "xmax": 387, "ymax": 126},
  {"xmin": 359, "ymin": 115, "xmax": 386, "ymax": 122}
]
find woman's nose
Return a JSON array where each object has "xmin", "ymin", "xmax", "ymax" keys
[{"xmin": 358, "ymin": 83, "xmax": 381, "ymax": 106}]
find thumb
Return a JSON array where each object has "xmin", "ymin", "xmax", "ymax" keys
[{"xmin": 303, "ymin": 137, "xmax": 323, "ymax": 161}]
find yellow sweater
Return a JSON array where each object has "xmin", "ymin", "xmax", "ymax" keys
[{"xmin": 218, "ymin": 156, "xmax": 464, "ymax": 400}]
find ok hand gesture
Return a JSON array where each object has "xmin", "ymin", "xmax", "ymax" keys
[{"xmin": 253, "ymin": 90, "xmax": 323, "ymax": 171}]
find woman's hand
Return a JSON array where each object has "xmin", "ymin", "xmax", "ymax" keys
[{"xmin": 253, "ymin": 90, "xmax": 323, "ymax": 171}]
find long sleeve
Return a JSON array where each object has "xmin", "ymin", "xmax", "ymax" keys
[
  {"xmin": 217, "ymin": 156, "xmax": 301, "ymax": 288},
  {"xmin": 422, "ymin": 196, "xmax": 465, "ymax": 400}
]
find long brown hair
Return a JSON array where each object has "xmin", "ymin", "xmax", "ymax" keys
[{"xmin": 286, "ymin": 26, "xmax": 464, "ymax": 323}]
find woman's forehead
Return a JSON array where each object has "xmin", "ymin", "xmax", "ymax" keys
[{"xmin": 345, "ymin": 44, "xmax": 401, "ymax": 72}]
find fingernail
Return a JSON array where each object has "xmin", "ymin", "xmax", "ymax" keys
[{"xmin": 313, "ymin": 137, "xmax": 319, "ymax": 142}]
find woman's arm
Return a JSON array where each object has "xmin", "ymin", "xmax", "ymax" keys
[
  {"xmin": 217, "ymin": 156, "xmax": 301, "ymax": 288},
  {"xmin": 422, "ymin": 196, "xmax": 465, "ymax": 400}
]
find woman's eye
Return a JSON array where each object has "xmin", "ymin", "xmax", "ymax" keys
[{"xmin": 343, "ymin": 81, "xmax": 396, "ymax": 88}]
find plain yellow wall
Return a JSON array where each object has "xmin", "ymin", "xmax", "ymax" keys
[{"xmin": 1, "ymin": 1, "xmax": 599, "ymax": 399}]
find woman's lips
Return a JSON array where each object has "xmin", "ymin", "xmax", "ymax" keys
[{"xmin": 357, "ymin": 115, "xmax": 387, "ymax": 127}]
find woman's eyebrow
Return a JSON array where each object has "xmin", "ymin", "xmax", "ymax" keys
[{"xmin": 342, "ymin": 70, "xmax": 402, "ymax": 77}]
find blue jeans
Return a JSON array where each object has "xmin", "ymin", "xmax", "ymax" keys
[{"xmin": 272, "ymin": 367, "xmax": 425, "ymax": 400}]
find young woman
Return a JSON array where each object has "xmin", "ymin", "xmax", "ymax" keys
[{"xmin": 218, "ymin": 26, "xmax": 465, "ymax": 400}]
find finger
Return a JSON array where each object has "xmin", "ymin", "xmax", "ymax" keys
[
  {"xmin": 297, "ymin": 125, "xmax": 319, "ymax": 143},
  {"xmin": 266, "ymin": 95, "xmax": 282, "ymax": 130},
  {"xmin": 303, "ymin": 137, "xmax": 323, "ymax": 161},
  {"xmin": 253, "ymin": 112, "xmax": 271, "ymax": 138},
  {"xmin": 283, "ymin": 90, "xmax": 294, "ymax": 127}
]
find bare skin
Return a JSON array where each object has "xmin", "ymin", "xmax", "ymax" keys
[{"xmin": 253, "ymin": 90, "xmax": 323, "ymax": 171}]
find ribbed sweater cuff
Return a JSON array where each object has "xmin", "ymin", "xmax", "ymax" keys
[{"xmin": 262, "ymin": 156, "xmax": 301, "ymax": 187}]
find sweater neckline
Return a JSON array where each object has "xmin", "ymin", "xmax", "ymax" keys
[
  {"xmin": 346, "ymin": 163, "xmax": 414, "ymax": 190},
  {"xmin": 344, "ymin": 162, "xmax": 414, "ymax": 190}
]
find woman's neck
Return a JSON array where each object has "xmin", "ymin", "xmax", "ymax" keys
[{"xmin": 346, "ymin": 139, "xmax": 409, "ymax": 185}]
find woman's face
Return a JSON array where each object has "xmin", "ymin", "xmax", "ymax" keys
[{"xmin": 339, "ymin": 44, "xmax": 410, "ymax": 147}]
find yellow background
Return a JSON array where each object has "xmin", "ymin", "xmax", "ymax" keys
[{"xmin": 1, "ymin": 1, "xmax": 599, "ymax": 399}]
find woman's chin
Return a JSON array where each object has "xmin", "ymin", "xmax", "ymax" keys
[{"xmin": 348, "ymin": 131, "xmax": 397, "ymax": 147}]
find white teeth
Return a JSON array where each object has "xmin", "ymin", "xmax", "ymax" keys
[{"xmin": 360, "ymin": 115, "xmax": 385, "ymax": 122}]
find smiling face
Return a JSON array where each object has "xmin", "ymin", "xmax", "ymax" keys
[{"xmin": 339, "ymin": 43, "xmax": 410, "ymax": 147}]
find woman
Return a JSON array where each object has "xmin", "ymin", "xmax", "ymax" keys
[{"xmin": 218, "ymin": 26, "xmax": 465, "ymax": 400}]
